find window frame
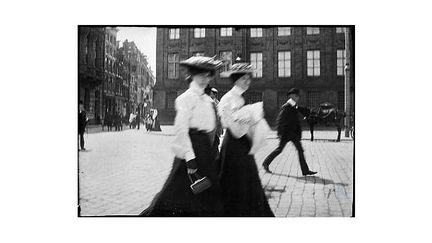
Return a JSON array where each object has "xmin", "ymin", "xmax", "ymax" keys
[
  {"xmin": 277, "ymin": 27, "xmax": 291, "ymax": 36},
  {"xmin": 194, "ymin": 28, "xmax": 206, "ymax": 38},
  {"xmin": 277, "ymin": 51, "xmax": 291, "ymax": 77},
  {"xmin": 169, "ymin": 28, "xmax": 180, "ymax": 39},
  {"xmin": 219, "ymin": 50, "xmax": 233, "ymax": 78},
  {"xmin": 306, "ymin": 27, "xmax": 320, "ymax": 35},
  {"xmin": 167, "ymin": 53, "xmax": 179, "ymax": 79},
  {"xmin": 166, "ymin": 92, "xmax": 177, "ymax": 110},
  {"xmin": 336, "ymin": 27, "xmax": 346, "ymax": 34},
  {"xmin": 337, "ymin": 49, "xmax": 346, "ymax": 76},
  {"xmin": 250, "ymin": 52, "xmax": 263, "ymax": 78},
  {"xmin": 250, "ymin": 28, "xmax": 263, "ymax": 38},
  {"xmin": 307, "ymin": 50, "xmax": 320, "ymax": 77},
  {"xmin": 307, "ymin": 91, "xmax": 320, "ymax": 108},
  {"xmin": 220, "ymin": 27, "xmax": 232, "ymax": 37}
]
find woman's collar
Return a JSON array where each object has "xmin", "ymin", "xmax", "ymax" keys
[{"xmin": 189, "ymin": 81, "xmax": 205, "ymax": 95}]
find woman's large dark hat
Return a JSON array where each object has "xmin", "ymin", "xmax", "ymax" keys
[
  {"xmin": 179, "ymin": 56, "xmax": 223, "ymax": 71},
  {"xmin": 287, "ymin": 88, "xmax": 300, "ymax": 95}
]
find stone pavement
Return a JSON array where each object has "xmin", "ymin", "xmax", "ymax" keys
[{"xmin": 78, "ymin": 126, "xmax": 353, "ymax": 217}]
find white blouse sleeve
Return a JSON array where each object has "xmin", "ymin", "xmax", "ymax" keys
[
  {"xmin": 171, "ymin": 96, "xmax": 196, "ymax": 161},
  {"xmin": 218, "ymin": 96, "xmax": 250, "ymax": 139}
]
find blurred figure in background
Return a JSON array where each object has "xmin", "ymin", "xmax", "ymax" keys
[{"xmin": 78, "ymin": 100, "xmax": 88, "ymax": 151}]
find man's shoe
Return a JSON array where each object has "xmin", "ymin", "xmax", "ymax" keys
[
  {"xmin": 81, "ymin": 148, "xmax": 86, "ymax": 151},
  {"xmin": 262, "ymin": 163, "xmax": 271, "ymax": 173},
  {"xmin": 302, "ymin": 171, "xmax": 317, "ymax": 176}
]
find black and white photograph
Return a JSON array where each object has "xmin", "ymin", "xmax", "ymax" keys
[
  {"xmin": 4, "ymin": 1, "xmax": 432, "ymax": 242},
  {"xmin": 78, "ymin": 26, "xmax": 354, "ymax": 217}
]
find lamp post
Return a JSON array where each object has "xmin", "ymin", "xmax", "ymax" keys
[{"xmin": 344, "ymin": 27, "xmax": 352, "ymax": 138}]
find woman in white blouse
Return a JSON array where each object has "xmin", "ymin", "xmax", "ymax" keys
[
  {"xmin": 140, "ymin": 56, "xmax": 224, "ymax": 216},
  {"xmin": 218, "ymin": 62, "xmax": 274, "ymax": 216}
]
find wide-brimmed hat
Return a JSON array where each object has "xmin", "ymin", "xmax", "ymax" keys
[
  {"xmin": 287, "ymin": 88, "xmax": 300, "ymax": 95},
  {"xmin": 179, "ymin": 56, "xmax": 223, "ymax": 71},
  {"xmin": 221, "ymin": 62, "xmax": 254, "ymax": 77}
]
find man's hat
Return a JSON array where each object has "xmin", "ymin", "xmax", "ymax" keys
[
  {"xmin": 287, "ymin": 88, "xmax": 300, "ymax": 95},
  {"xmin": 221, "ymin": 62, "xmax": 254, "ymax": 77},
  {"xmin": 179, "ymin": 56, "xmax": 223, "ymax": 71}
]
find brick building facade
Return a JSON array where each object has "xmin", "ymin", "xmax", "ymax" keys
[
  {"xmin": 78, "ymin": 27, "xmax": 105, "ymax": 124},
  {"xmin": 153, "ymin": 26, "xmax": 354, "ymax": 125},
  {"xmin": 79, "ymin": 26, "xmax": 155, "ymax": 124}
]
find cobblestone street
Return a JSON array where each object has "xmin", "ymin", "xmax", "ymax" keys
[{"xmin": 78, "ymin": 126, "xmax": 353, "ymax": 217}]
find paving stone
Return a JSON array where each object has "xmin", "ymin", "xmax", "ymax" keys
[{"xmin": 78, "ymin": 127, "xmax": 353, "ymax": 217}]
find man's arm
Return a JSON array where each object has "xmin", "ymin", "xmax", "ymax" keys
[{"xmin": 276, "ymin": 106, "xmax": 288, "ymax": 136}]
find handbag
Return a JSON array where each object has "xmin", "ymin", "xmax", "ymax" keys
[{"xmin": 188, "ymin": 173, "xmax": 212, "ymax": 195}]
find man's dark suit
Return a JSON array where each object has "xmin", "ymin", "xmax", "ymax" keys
[
  {"xmin": 78, "ymin": 110, "xmax": 87, "ymax": 150},
  {"xmin": 262, "ymin": 102, "xmax": 311, "ymax": 174}
]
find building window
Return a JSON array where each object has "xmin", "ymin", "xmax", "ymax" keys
[
  {"xmin": 338, "ymin": 91, "xmax": 345, "ymax": 110},
  {"xmin": 244, "ymin": 91, "xmax": 262, "ymax": 104},
  {"xmin": 220, "ymin": 27, "xmax": 232, "ymax": 37},
  {"xmin": 219, "ymin": 51, "xmax": 233, "ymax": 78},
  {"xmin": 278, "ymin": 51, "xmax": 291, "ymax": 77},
  {"xmin": 84, "ymin": 88, "xmax": 90, "ymax": 111},
  {"xmin": 250, "ymin": 52, "xmax": 263, "ymax": 78},
  {"xmin": 306, "ymin": 27, "xmax": 320, "ymax": 35},
  {"xmin": 166, "ymin": 92, "xmax": 177, "ymax": 110},
  {"xmin": 168, "ymin": 53, "xmax": 179, "ymax": 79},
  {"xmin": 250, "ymin": 28, "xmax": 263, "ymax": 37},
  {"xmin": 336, "ymin": 27, "xmax": 346, "ymax": 33},
  {"xmin": 193, "ymin": 52, "xmax": 205, "ymax": 57},
  {"xmin": 278, "ymin": 27, "xmax": 291, "ymax": 36},
  {"xmin": 169, "ymin": 28, "xmax": 180, "ymax": 39},
  {"xmin": 337, "ymin": 49, "xmax": 346, "ymax": 76},
  {"xmin": 307, "ymin": 50, "xmax": 320, "ymax": 76},
  {"xmin": 307, "ymin": 91, "xmax": 320, "ymax": 108},
  {"xmin": 277, "ymin": 92, "xmax": 289, "ymax": 108},
  {"xmin": 194, "ymin": 28, "xmax": 205, "ymax": 38},
  {"xmin": 86, "ymin": 35, "xmax": 91, "ymax": 64}
]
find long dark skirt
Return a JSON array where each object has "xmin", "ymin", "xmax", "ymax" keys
[
  {"xmin": 140, "ymin": 130, "xmax": 223, "ymax": 216},
  {"xmin": 219, "ymin": 129, "xmax": 274, "ymax": 217}
]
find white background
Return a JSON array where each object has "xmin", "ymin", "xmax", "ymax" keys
[{"xmin": 1, "ymin": 0, "xmax": 431, "ymax": 242}]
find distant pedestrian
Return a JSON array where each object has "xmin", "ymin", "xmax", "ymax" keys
[
  {"xmin": 136, "ymin": 108, "xmax": 141, "ymax": 130},
  {"xmin": 262, "ymin": 88, "xmax": 317, "ymax": 176},
  {"xmin": 78, "ymin": 100, "xmax": 88, "ymax": 151},
  {"xmin": 151, "ymin": 108, "xmax": 162, "ymax": 132},
  {"xmin": 129, "ymin": 112, "xmax": 136, "ymax": 129},
  {"xmin": 145, "ymin": 112, "xmax": 152, "ymax": 131},
  {"xmin": 140, "ymin": 56, "xmax": 224, "ymax": 216}
]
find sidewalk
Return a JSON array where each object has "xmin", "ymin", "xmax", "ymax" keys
[{"xmin": 78, "ymin": 126, "xmax": 353, "ymax": 217}]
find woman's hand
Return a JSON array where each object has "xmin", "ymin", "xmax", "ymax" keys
[{"xmin": 186, "ymin": 159, "xmax": 198, "ymax": 174}]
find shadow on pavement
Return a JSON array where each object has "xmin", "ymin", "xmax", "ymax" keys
[
  {"xmin": 264, "ymin": 186, "xmax": 286, "ymax": 199},
  {"xmin": 79, "ymin": 149, "xmax": 92, "ymax": 152},
  {"xmin": 266, "ymin": 137, "xmax": 352, "ymax": 142},
  {"xmin": 145, "ymin": 132, "xmax": 174, "ymax": 137},
  {"xmin": 270, "ymin": 173, "xmax": 349, "ymax": 187}
]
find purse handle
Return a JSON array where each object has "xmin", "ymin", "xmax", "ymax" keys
[{"xmin": 187, "ymin": 172, "xmax": 203, "ymax": 184}]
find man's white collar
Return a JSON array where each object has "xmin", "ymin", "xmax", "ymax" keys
[{"xmin": 287, "ymin": 98, "xmax": 297, "ymax": 107}]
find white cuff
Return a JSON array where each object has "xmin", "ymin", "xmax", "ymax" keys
[{"xmin": 185, "ymin": 151, "xmax": 196, "ymax": 162}]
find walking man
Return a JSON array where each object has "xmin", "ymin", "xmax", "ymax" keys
[
  {"xmin": 136, "ymin": 108, "xmax": 141, "ymax": 130},
  {"xmin": 262, "ymin": 88, "xmax": 317, "ymax": 176},
  {"xmin": 78, "ymin": 100, "xmax": 88, "ymax": 151}
]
